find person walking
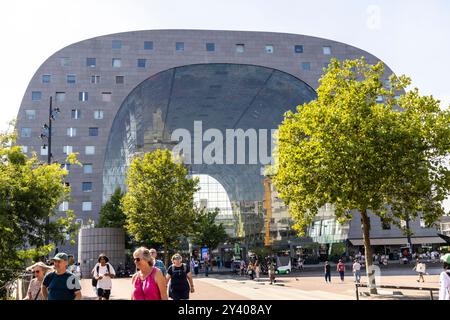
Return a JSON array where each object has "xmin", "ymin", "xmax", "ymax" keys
[
  {"xmin": 268, "ymin": 261, "xmax": 276, "ymax": 285},
  {"xmin": 247, "ymin": 261, "xmax": 255, "ymax": 280},
  {"xmin": 255, "ymin": 260, "xmax": 261, "ymax": 281},
  {"xmin": 413, "ymin": 258, "xmax": 426, "ymax": 283},
  {"xmin": 337, "ymin": 259, "xmax": 345, "ymax": 282},
  {"xmin": 439, "ymin": 253, "xmax": 450, "ymax": 300},
  {"xmin": 131, "ymin": 247, "xmax": 168, "ymax": 300},
  {"xmin": 92, "ymin": 253, "xmax": 116, "ymax": 300},
  {"xmin": 149, "ymin": 248, "xmax": 167, "ymax": 276},
  {"xmin": 193, "ymin": 259, "xmax": 199, "ymax": 276},
  {"xmin": 23, "ymin": 262, "xmax": 52, "ymax": 300},
  {"xmin": 166, "ymin": 253, "xmax": 194, "ymax": 300},
  {"xmin": 42, "ymin": 253, "xmax": 82, "ymax": 300},
  {"xmin": 324, "ymin": 261, "xmax": 331, "ymax": 283},
  {"xmin": 352, "ymin": 259, "xmax": 361, "ymax": 284}
]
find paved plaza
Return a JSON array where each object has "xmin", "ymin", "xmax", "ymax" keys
[{"xmin": 80, "ymin": 266, "xmax": 442, "ymax": 300}]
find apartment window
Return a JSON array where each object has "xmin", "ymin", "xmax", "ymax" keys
[
  {"xmin": 83, "ymin": 164, "xmax": 93, "ymax": 174},
  {"xmin": 63, "ymin": 145, "xmax": 73, "ymax": 155},
  {"xmin": 55, "ymin": 92, "xmax": 65, "ymax": 102},
  {"xmin": 302, "ymin": 62, "xmax": 311, "ymax": 71},
  {"xmin": 42, "ymin": 74, "xmax": 51, "ymax": 83},
  {"xmin": 112, "ymin": 40, "xmax": 122, "ymax": 49},
  {"xmin": 144, "ymin": 41, "xmax": 153, "ymax": 50},
  {"xmin": 21, "ymin": 127, "xmax": 31, "ymax": 138},
  {"xmin": 175, "ymin": 42, "xmax": 184, "ymax": 51},
  {"xmin": 79, "ymin": 91, "xmax": 88, "ymax": 101},
  {"xmin": 86, "ymin": 58, "xmax": 96, "ymax": 67},
  {"xmin": 67, "ymin": 127, "xmax": 77, "ymax": 137},
  {"xmin": 381, "ymin": 218, "xmax": 391, "ymax": 230},
  {"xmin": 60, "ymin": 57, "xmax": 71, "ymax": 67},
  {"xmin": 82, "ymin": 182, "xmax": 92, "ymax": 192},
  {"xmin": 102, "ymin": 92, "xmax": 111, "ymax": 102},
  {"xmin": 82, "ymin": 201, "xmax": 92, "ymax": 211},
  {"xmin": 137, "ymin": 59, "xmax": 147, "ymax": 68},
  {"xmin": 206, "ymin": 43, "xmax": 215, "ymax": 52},
  {"xmin": 21, "ymin": 146, "xmax": 28, "ymax": 153},
  {"xmin": 115, "ymin": 76, "xmax": 124, "ymax": 84},
  {"xmin": 71, "ymin": 109, "xmax": 81, "ymax": 119},
  {"xmin": 236, "ymin": 44, "xmax": 245, "ymax": 53},
  {"xmin": 112, "ymin": 58, "xmax": 122, "ymax": 68},
  {"xmin": 85, "ymin": 146, "xmax": 95, "ymax": 155},
  {"xmin": 32, "ymin": 91, "xmax": 42, "ymax": 101},
  {"xmin": 25, "ymin": 110, "xmax": 36, "ymax": 120},
  {"xmin": 323, "ymin": 46, "xmax": 332, "ymax": 55},
  {"xmin": 59, "ymin": 201, "xmax": 69, "ymax": 212},
  {"xmin": 90, "ymin": 75, "xmax": 100, "ymax": 84},
  {"xmin": 89, "ymin": 127, "xmax": 99, "ymax": 136},
  {"xmin": 265, "ymin": 45, "xmax": 274, "ymax": 53},
  {"xmin": 94, "ymin": 110, "xmax": 104, "ymax": 119},
  {"xmin": 67, "ymin": 74, "xmax": 76, "ymax": 84},
  {"xmin": 40, "ymin": 146, "xmax": 48, "ymax": 156},
  {"xmin": 294, "ymin": 45, "xmax": 304, "ymax": 53}
]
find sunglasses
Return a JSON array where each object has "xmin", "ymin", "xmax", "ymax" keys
[
  {"xmin": 33, "ymin": 270, "xmax": 40, "ymax": 274},
  {"xmin": 133, "ymin": 257, "xmax": 141, "ymax": 262}
]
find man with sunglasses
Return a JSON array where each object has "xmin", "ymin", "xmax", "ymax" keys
[{"xmin": 42, "ymin": 252, "xmax": 82, "ymax": 300}]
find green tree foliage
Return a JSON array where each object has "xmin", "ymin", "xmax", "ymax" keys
[
  {"xmin": 97, "ymin": 187, "xmax": 126, "ymax": 228},
  {"xmin": 0, "ymin": 133, "xmax": 78, "ymax": 298},
  {"xmin": 273, "ymin": 58, "xmax": 450, "ymax": 292},
  {"xmin": 191, "ymin": 207, "xmax": 228, "ymax": 256},
  {"xmin": 121, "ymin": 149, "xmax": 199, "ymax": 267}
]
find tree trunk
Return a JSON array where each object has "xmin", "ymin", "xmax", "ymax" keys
[
  {"xmin": 360, "ymin": 209, "xmax": 377, "ymax": 294},
  {"xmin": 163, "ymin": 242, "xmax": 169, "ymax": 268}
]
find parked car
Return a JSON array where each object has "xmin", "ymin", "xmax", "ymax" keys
[{"xmin": 275, "ymin": 260, "xmax": 291, "ymax": 275}]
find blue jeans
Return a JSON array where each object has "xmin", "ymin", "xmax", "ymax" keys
[
  {"xmin": 325, "ymin": 272, "xmax": 331, "ymax": 282},
  {"xmin": 354, "ymin": 271, "xmax": 361, "ymax": 283},
  {"xmin": 205, "ymin": 265, "xmax": 209, "ymax": 276}
]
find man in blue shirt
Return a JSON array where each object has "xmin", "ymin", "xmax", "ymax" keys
[
  {"xmin": 150, "ymin": 248, "xmax": 167, "ymax": 276},
  {"xmin": 42, "ymin": 252, "xmax": 81, "ymax": 300}
]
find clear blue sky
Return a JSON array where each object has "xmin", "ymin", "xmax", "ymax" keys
[{"xmin": 0, "ymin": 0, "xmax": 449, "ymax": 209}]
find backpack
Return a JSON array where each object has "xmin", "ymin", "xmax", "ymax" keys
[
  {"xmin": 169, "ymin": 263, "xmax": 188, "ymax": 290},
  {"xmin": 92, "ymin": 263, "xmax": 110, "ymax": 287}
]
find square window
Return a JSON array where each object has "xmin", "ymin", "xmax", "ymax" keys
[
  {"xmin": 79, "ymin": 91, "xmax": 88, "ymax": 101},
  {"xmin": 85, "ymin": 146, "xmax": 95, "ymax": 155},
  {"xmin": 144, "ymin": 41, "xmax": 153, "ymax": 50},
  {"xmin": 40, "ymin": 146, "xmax": 48, "ymax": 156},
  {"xmin": 381, "ymin": 218, "xmax": 391, "ymax": 230},
  {"xmin": 25, "ymin": 110, "xmax": 36, "ymax": 120},
  {"xmin": 59, "ymin": 201, "xmax": 69, "ymax": 211},
  {"xmin": 32, "ymin": 91, "xmax": 42, "ymax": 101},
  {"xmin": 55, "ymin": 92, "xmax": 65, "ymax": 102},
  {"xmin": 82, "ymin": 182, "xmax": 92, "ymax": 192},
  {"xmin": 21, "ymin": 127, "xmax": 31, "ymax": 137},
  {"xmin": 42, "ymin": 74, "xmax": 51, "ymax": 83},
  {"xmin": 175, "ymin": 42, "xmax": 184, "ymax": 51},
  {"xmin": 236, "ymin": 44, "xmax": 245, "ymax": 53},
  {"xmin": 102, "ymin": 92, "xmax": 111, "ymax": 102},
  {"xmin": 71, "ymin": 109, "xmax": 81, "ymax": 119},
  {"xmin": 265, "ymin": 45, "xmax": 274, "ymax": 53},
  {"xmin": 112, "ymin": 40, "xmax": 122, "ymax": 49},
  {"xmin": 60, "ymin": 57, "xmax": 71, "ymax": 67},
  {"xmin": 323, "ymin": 46, "xmax": 331, "ymax": 55},
  {"xmin": 83, "ymin": 164, "xmax": 93, "ymax": 174},
  {"xmin": 112, "ymin": 58, "xmax": 121, "ymax": 68},
  {"xmin": 82, "ymin": 201, "xmax": 92, "ymax": 211},
  {"xmin": 21, "ymin": 146, "xmax": 28, "ymax": 153},
  {"xmin": 115, "ymin": 76, "xmax": 124, "ymax": 84},
  {"xmin": 91, "ymin": 75, "xmax": 100, "ymax": 84},
  {"xmin": 294, "ymin": 45, "xmax": 304, "ymax": 53},
  {"xmin": 94, "ymin": 110, "xmax": 104, "ymax": 119},
  {"xmin": 89, "ymin": 127, "xmax": 99, "ymax": 136},
  {"xmin": 63, "ymin": 145, "xmax": 73, "ymax": 155},
  {"xmin": 67, "ymin": 127, "xmax": 77, "ymax": 137},
  {"xmin": 67, "ymin": 74, "xmax": 76, "ymax": 84},
  {"xmin": 206, "ymin": 43, "xmax": 215, "ymax": 52},
  {"xmin": 86, "ymin": 58, "xmax": 96, "ymax": 67},
  {"xmin": 302, "ymin": 62, "xmax": 311, "ymax": 71},
  {"xmin": 137, "ymin": 59, "xmax": 147, "ymax": 68}
]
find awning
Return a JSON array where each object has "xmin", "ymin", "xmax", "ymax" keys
[
  {"xmin": 438, "ymin": 233, "xmax": 450, "ymax": 244},
  {"xmin": 349, "ymin": 236, "xmax": 446, "ymax": 246}
]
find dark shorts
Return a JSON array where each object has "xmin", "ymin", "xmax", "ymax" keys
[
  {"xmin": 169, "ymin": 288, "xmax": 189, "ymax": 300},
  {"xmin": 97, "ymin": 288, "xmax": 111, "ymax": 299}
]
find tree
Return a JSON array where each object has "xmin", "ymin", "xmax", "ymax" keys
[
  {"xmin": 97, "ymin": 187, "xmax": 126, "ymax": 228},
  {"xmin": 121, "ymin": 149, "xmax": 199, "ymax": 267},
  {"xmin": 191, "ymin": 207, "xmax": 228, "ymax": 260},
  {"xmin": 0, "ymin": 132, "xmax": 78, "ymax": 298},
  {"xmin": 273, "ymin": 58, "xmax": 450, "ymax": 294}
]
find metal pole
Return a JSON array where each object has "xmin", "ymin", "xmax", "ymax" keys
[
  {"xmin": 356, "ymin": 284, "xmax": 360, "ymax": 300},
  {"xmin": 405, "ymin": 214, "xmax": 413, "ymax": 257},
  {"xmin": 45, "ymin": 96, "xmax": 52, "ymax": 250}
]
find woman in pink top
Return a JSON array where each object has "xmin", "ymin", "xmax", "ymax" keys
[{"xmin": 131, "ymin": 247, "xmax": 168, "ymax": 300}]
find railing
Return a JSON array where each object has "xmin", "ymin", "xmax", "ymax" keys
[{"xmin": 355, "ymin": 283, "xmax": 439, "ymax": 300}]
